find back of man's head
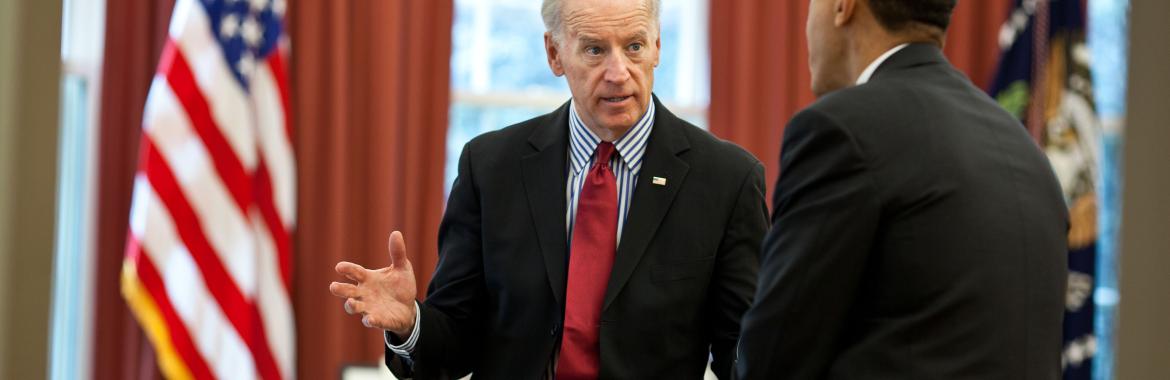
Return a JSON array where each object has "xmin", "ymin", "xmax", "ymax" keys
[
  {"xmin": 804, "ymin": 0, "xmax": 959, "ymax": 96},
  {"xmin": 867, "ymin": 0, "xmax": 958, "ymax": 33}
]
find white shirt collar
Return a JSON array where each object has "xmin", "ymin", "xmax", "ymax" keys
[
  {"xmin": 567, "ymin": 100, "xmax": 656, "ymax": 174},
  {"xmin": 856, "ymin": 43, "xmax": 910, "ymax": 85}
]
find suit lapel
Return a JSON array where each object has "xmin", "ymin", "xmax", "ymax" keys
[
  {"xmin": 521, "ymin": 103, "xmax": 571, "ymax": 306},
  {"xmin": 603, "ymin": 99, "xmax": 691, "ymax": 311}
]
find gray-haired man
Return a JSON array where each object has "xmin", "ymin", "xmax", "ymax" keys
[{"xmin": 328, "ymin": 0, "xmax": 767, "ymax": 378}]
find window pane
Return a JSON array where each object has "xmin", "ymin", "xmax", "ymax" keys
[
  {"xmin": 50, "ymin": 74, "xmax": 96, "ymax": 380},
  {"xmin": 451, "ymin": 0, "xmax": 567, "ymax": 94},
  {"xmin": 51, "ymin": 0, "xmax": 105, "ymax": 377}
]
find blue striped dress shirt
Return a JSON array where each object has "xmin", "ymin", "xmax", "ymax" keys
[{"xmin": 566, "ymin": 100, "xmax": 655, "ymax": 246}]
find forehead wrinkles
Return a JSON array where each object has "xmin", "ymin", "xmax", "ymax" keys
[{"xmin": 563, "ymin": 6, "xmax": 653, "ymax": 39}]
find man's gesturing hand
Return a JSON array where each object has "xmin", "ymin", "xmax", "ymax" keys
[{"xmin": 329, "ymin": 231, "xmax": 418, "ymax": 339}]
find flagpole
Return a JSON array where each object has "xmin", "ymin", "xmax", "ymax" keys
[{"xmin": 1028, "ymin": 0, "xmax": 1051, "ymax": 143}]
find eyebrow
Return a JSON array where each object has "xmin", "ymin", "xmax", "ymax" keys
[
  {"xmin": 575, "ymin": 30, "xmax": 651, "ymax": 45},
  {"xmin": 577, "ymin": 35, "xmax": 603, "ymax": 45},
  {"xmin": 625, "ymin": 31, "xmax": 650, "ymax": 41}
]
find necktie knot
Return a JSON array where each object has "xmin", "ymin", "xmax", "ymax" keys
[{"xmin": 594, "ymin": 142, "xmax": 616, "ymax": 170}]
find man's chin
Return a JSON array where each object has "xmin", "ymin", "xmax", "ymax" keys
[{"xmin": 597, "ymin": 116, "xmax": 638, "ymax": 133}]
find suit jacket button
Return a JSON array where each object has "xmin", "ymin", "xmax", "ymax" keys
[{"xmin": 550, "ymin": 324, "xmax": 558, "ymax": 336}]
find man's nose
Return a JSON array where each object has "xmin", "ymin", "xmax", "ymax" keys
[{"xmin": 602, "ymin": 53, "xmax": 632, "ymax": 84}]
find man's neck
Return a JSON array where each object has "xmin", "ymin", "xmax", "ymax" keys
[
  {"xmin": 587, "ymin": 125, "xmax": 631, "ymax": 143},
  {"xmin": 847, "ymin": 24, "xmax": 943, "ymax": 81},
  {"xmin": 572, "ymin": 102, "xmax": 651, "ymax": 143},
  {"xmin": 850, "ymin": 37, "xmax": 912, "ymax": 82}
]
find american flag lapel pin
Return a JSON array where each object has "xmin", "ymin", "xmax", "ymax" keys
[{"xmin": 652, "ymin": 176, "xmax": 667, "ymax": 186}]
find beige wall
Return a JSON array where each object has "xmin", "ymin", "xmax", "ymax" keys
[
  {"xmin": 0, "ymin": 0, "xmax": 12, "ymax": 374},
  {"xmin": 0, "ymin": 0, "xmax": 62, "ymax": 378},
  {"xmin": 1115, "ymin": 0, "xmax": 1170, "ymax": 378}
]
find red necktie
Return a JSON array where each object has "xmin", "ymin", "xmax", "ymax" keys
[{"xmin": 557, "ymin": 142, "xmax": 619, "ymax": 379}]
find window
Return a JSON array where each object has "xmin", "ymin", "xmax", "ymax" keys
[
  {"xmin": 446, "ymin": 0, "xmax": 710, "ymax": 191},
  {"xmin": 1087, "ymin": 1, "xmax": 1130, "ymax": 379},
  {"xmin": 50, "ymin": 0, "xmax": 105, "ymax": 378}
]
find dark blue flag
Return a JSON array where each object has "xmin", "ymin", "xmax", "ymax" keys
[{"xmin": 989, "ymin": 1, "xmax": 1101, "ymax": 379}]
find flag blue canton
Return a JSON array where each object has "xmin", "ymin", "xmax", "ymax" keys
[{"xmin": 201, "ymin": 0, "xmax": 286, "ymax": 89}]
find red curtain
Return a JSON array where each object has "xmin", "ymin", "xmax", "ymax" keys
[
  {"xmin": 90, "ymin": 0, "xmax": 175, "ymax": 378},
  {"xmin": 945, "ymin": 1, "xmax": 1016, "ymax": 90},
  {"xmin": 709, "ymin": 0, "xmax": 807, "ymax": 206},
  {"xmin": 288, "ymin": 0, "xmax": 453, "ymax": 377},
  {"xmin": 710, "ymin": 1, "xmax": 1014, "ymax": 203},
  {"xmin": 90, "ymin": 0, "xmax": 453, "ymax": 378}
]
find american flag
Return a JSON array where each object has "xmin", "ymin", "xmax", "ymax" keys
[{"xmin": 120, "ymin": 0, "xmax": 295, "ymax": 378}]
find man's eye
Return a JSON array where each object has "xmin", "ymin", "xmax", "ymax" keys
[
  {"xmin": 585, "ymin": 46, "xmax": 602, "ymax": 55},
  {"xmin": 629, "ymin": 43, "xmax": 643, "ymax": 52}
]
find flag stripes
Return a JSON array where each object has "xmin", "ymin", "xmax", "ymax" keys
[{"xmin": 121, "ymin": 0, "xmax": 295, "ymax": 378}]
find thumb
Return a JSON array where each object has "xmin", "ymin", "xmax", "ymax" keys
[{"xmin": 387, "ymin": 231, "xmax": 409, "ymax": 269}]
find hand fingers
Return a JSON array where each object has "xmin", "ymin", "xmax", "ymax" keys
[
  {"xmin": 329, "ymin": 281, "xmax": 360, "ymax": 299},
  {"xmin": 344, "ymin": 298, "xmax": 366, "ymax": 315},
  {"xmin": 387, "ymin": 231, "xmax": 408, "ymax": 269},
  {"xmin": 343, "ymin": 300, "xmax": 382, "ymax": 329},
  {"xmin": 335, "ymin": 261, "xmax": 368, "ymax": 282}
]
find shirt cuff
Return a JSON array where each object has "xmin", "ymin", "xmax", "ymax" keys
[{"xmin": 385, "ymin": 301, "xmax": 422, "ymax": 360}]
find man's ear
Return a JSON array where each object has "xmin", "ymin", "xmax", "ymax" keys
[
  {"xmin": 834, "ymin": 0, "xmax": 856, "ymax": 27},
  {"xmin": 653, "ymin": 33, "xmax": 661, "ymax": 68},
  {"xmin": 545, "ymin": 32, "xmax": 565, "ymax": 77}
]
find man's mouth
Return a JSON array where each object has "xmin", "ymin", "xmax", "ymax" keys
[{"xmin": 602, "ymin": 96, "xmax": 631, "ymax": 104}]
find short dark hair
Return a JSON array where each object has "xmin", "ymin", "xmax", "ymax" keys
[{"xmin": 867, "ymin": 0, "xmax": 958, "ymax": 31}]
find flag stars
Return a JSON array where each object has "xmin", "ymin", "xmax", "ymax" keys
[
  {"xmin": 241, "ymin": 16, "xmax": 264, "ymax": 48},
  {"xmin": 220, "ymin": 14, "xmax": 241, "ymax": 39},
  {"xmin": 238, "ymin": 51, "xmax": 256, "ymax": 79},
  {"xmin": 248, "ymin": 0, "xmax": 268, "ymax": 13},
  {"xmin": 208, "ymin": 0, "xmax": 282, "ymax": 86},
  {"xmin": 273, "ymin": 0, "xmax": 286, "ymax": 17}
]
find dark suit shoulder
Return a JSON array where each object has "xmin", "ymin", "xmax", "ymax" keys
[
  {"xmin": 455, "ymin": 104, "xmax": 572, "ymax": 179},
  {"xmin": 672, "ymin": 118, "xmax": 763, "ymax": 176},
  {"xmin": 688, "ymin": 125, "xmax": 761, "ymax": 165},
  {"xmin": 801, "ymin": 67, "xmax": 1024, "ymax": 165},
  {"xmin": 809, "ymin": 63, "xmax": 1013, "ymax": 134},
  {"xmin": 802, "ymin": 79, "xmax": 913, "ymax": 134},
  {"xmin": 463, "ymin": 109, "xmax": 558, "ymax": 154}
]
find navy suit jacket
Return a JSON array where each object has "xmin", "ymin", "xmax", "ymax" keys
[{"xmin": 738, "ymin": 44, "xmax": 1068, "ymax": 379}]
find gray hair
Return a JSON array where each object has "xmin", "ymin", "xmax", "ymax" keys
[{"xmin": 541, "ymin": 0, "xmax": 661, "ymax": 45}]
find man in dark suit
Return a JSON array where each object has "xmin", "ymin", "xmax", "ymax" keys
[
  {"xmin": 328, "ymin": 0, "xmax": 767, "ymax": 378},
  {"xmin": 736, "ymin": 0, "xmax": 1068, "ymax": 379}
]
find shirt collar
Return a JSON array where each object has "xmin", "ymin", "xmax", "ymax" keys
[
  {"xmin": 567, "ymin": 99, "xmax": 656, "ymax": 174},
  {"xmin": 856, "ymin": 43, "xmax": 910, "ymax": 85}
]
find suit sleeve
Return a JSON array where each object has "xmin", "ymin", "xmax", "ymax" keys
[
  {"xmin": 385, "ymin": 142, "xmax": 487, "ymax": 379},
  {"xmin": 708, "ymin": 160, "xmax": 768, "ymax": 379},
  {"xmin": 735, "ymin": 109, "xmax": 880, "ymax": 379}
]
